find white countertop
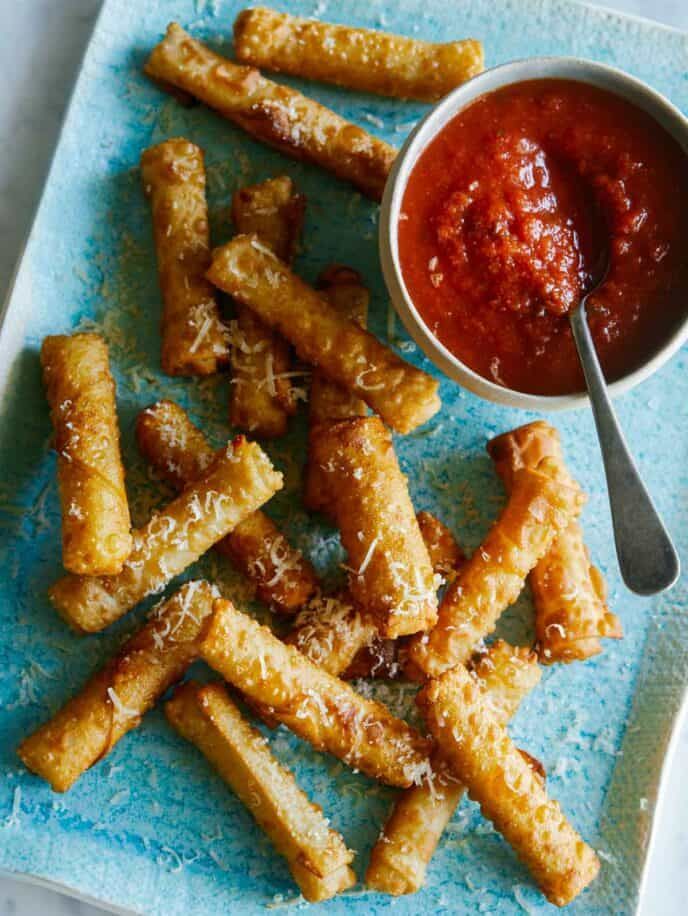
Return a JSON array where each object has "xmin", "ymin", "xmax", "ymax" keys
[{"xmin": 1, "ymin": 2, "xmax": 686, "ymax": 914}]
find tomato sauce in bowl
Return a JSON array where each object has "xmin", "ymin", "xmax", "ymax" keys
[{"xmin": 398, "ymin": 80, "xmax": 688, "ymax": 396}]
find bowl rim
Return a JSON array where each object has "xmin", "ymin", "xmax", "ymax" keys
[{"xmin": 379, "ymin": 55, "xmax": 688, "ymax": 411}]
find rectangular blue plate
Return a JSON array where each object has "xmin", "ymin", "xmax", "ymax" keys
[{"xmin": 1, "ymin": 1, "xmax": 687, "ymax": 914}]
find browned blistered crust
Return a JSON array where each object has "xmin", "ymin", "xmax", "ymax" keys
[
  {"xmin": 207, "ymin": 235, "xmax": 441, "ymax": 434},
  {"xmin": 49, "ymin": 437, "xmax": 283, "ymax": 633},
  {"xmin": 310, "ymin": 417, "xmax": 438, "ymax": 638},
  {"xmin": 304, "ymin": 264, "xmax": 369, "ymax": 515},
  {"xmin": 140, "ymin": 138, "xmax": 228, "ymax": 376},
  {"xmin": 229, "ymin": 175, "xmax": 305, "ymax": 437},
  {"xmin": 488, "ymin": 421, "xmax": 622, "ymax": 663},
  {"xmin": 418, "ymin": 665, "xmax": 600, "ymax": 907},
  {"xmin": 366, "ymin": 641, "xmax": 542, "ymax": 895},
  {"xmin": 409, "ymin": 458, "xmax": 586, "ymax": 678},
  {"xmin": 41, "ymin": 333, "xmax": 132, "ymax": 576},
  {"xmin": 135, "ymin": 399, "xmax": 317, "ymax": 613},
  {"xmin": 18, "ymin": 581, "xmax": 217, "ymax": 791},
  {"xmin": 201, "ymin": 598, "xmax": 432, "ymax": 788},
  {"xmin": 145, "ymin": 24, "xmax": 396, "ymax": 200},
  {"xmin": 234, "ymin": 6, "xmax": 484, "ymax": 102}
]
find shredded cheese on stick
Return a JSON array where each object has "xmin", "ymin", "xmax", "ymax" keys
[
  {"xmin": 18, "ymin": 581, "xmax": 218, "ymax": 791},
  {"xmin": 136, "ymin": 400, "xmax": 317, "ymax": 613},
  {"xmin": 418, "ymin": 665, "xmax": 600, "ymax": 906},
  {"xmin": 488, "ymin": 421, "xmax": 621, "ymax": 663},
  {"xmin": 49, "ymin": 438, "xmax": 282, "ymax": 633},
  {"xmin": 234, "ymin": 7, "xmax": 483, "ymax": 102},
  {"xmin": 409, "ymin": 458, "xmax": 585, "ymax": 677},
  {"xmin": 200, "ymin": 599, "xmax": 431, "ymax": 788}
]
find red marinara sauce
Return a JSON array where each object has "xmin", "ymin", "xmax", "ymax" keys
[{"xmin": 399, "ymin": 80, "xmax": 688, "ymax": 395}]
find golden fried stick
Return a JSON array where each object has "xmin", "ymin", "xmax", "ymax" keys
[
  {"xmin": 135, "ymin": 400, "xmax": 317, "ymax": 613},
  {"xmin": 165, "ymin": 681, "xmax": 355, "ymax": 901},
  {"xmin": 289, "ymin": 511, "xmax": 462, "ymax": 681},
  {"xmin": 50, "ymin": 438, "xmax": 282, "ymax": 633},
  {"xmin": 418, "ymin": 665, "xmax": 600, "ymax": 906},
  {"xmin": 415, "ymin": 510, "xmax": 465, "ymax": 584},
  {"xmin": 488, "ymin": 421, "xmax": 622, "ymax": 663},
  {"xmin": 144, "ymin": 24, "xmax": 396, "ymax": 200},
  {"xmin": 366, "ymin": 641, "xmax": 542, "ymax": 895},
  {"xmin": 304, "ymin": 265, "xmax": 369, "ymax": 516},
  {"xmin": 309, "ymin": 417, "xmax": 438, "ymax": 638},
  {"xmin": 234, "ymin": 7, "xmax": 483, "ymax": 102},
  {"xmin": 207, "ymin": 236, "xmax": 440, "ymax": 434},
  {"xmin": 41, "ymin": 333, "xmax": 131, "ymax": 576},
  {"xmin": 140, "ymin": 139, "xmax": 228, "ymax": 376},
  {"xmin": 229, "ymin": 176, "xmax": 305, "ymax": 437},
  {"xmin": 200, "ymin": 599, "xmax": 431, "ymax": 787},
  {"xmin": 284, "ymin": 591, "xmax": 376, "ymax": 677},
  {"xmin": 18, "ymin": 581, "xmax": 217, "ymax": 792},
  {"xmin": 408, "ymin": 459, "xmax": 585, "ymax": 677}
]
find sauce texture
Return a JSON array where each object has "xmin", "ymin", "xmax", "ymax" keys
[{"xmin": 399, "ymin": 80, "xmax": 688, "ymax": 395}]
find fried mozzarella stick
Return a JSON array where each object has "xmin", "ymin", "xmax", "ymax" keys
[
  {"xmin": 229, "ymin": 176, "xmax": 305, "ymax": 437},
  {"xmin": 488, "ymin": 421, "xmax": 622, "ymax": 663},
  {"xmin": 166, "ymin": 681, "xmax": 355, "ymax": 902},
  {"xmin": 50, "ymin": 438, "xmax": 282, "ymax": 633},
  {"xmin": 366, "ymin": 641, "xmax": 541, "ymax": 895},
  {"xmin": 310, "ymin": 417, "xmax": 438, "ymax": 638},
  {"xmin": 144, "ymin": 24, "xmax": 396, "ymax": 200},
  {"xmin": 285, "ymin": 591, "xmax": 377, "ymax": 677},
  {"xmin": 288, "ymin": 510, "xmax": 463, "ymax": 681},
  {"xmin": 415, "ymin": 510, "xmax": 466, "ymax": 584},
  {"xmin": 41, "ymin": 333, "xmax": 131, "ymax": 576},
  {"xmin": 234, "ymin": 7, "xmax": 484, "ymax": 102},
  {"xmin": 201, "ymin": 599, "xmax": 431, "ymax": 787},
  {"xmin": 136, "ymin": 400, "xmax": 317, "ymax": 613},
  {"xmin": 207, "ymin": 235, "xmax": 440, "ymax": 433},
  {"xmin": 409, "ymin": 459, "xmax": 585, "ymax": 677},
  {"xmin": 304, "ymin": 265, "xmax": 369, "ymax": 515},
  {"xmin": 140, "ymin": 139, "xmax": 228, "ymax": 376},
  {"xmin": 418, "ymin": 665, "xmax": 600, "ymax": 906},
  {"xmin": 18, "ymin": 581, "xmax": 217, "ymax": 792}
]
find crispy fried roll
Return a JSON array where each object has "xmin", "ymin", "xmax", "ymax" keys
[
  {"xmin": 309, "ymin": 417, "xmax": 437, "ymax": 638},
  {"xmin": 304, "ymin": 265, "xmax": 369, "ymax": 515},
  {"xmin": 50, "ymin": 438, "xmax": 282, "ymax": 633},
  {"xmin": 136, "ymin": 400, "xmax": 317, "ymax": 613},
  {"xmin": 18, "ymin": 581, "xmax": 217, "ymax": 792},
  {"xmin": 207, "ymin": 236, "xmax": 440, "ymax": 433},
  {"xmin": 343, "ymin": 512, "xmax": 464, "ymax": 680},
  {"xmin": 284, "ymin": 591, "xmax": 376, "ymax": 676},
  {"xmin": 140, "ymin": 139, "xmax": 228, "ymax": 376},
  {"xmin": 234, "ymin": 7, "xmax": 483, "ymax": 102},
  {"xmin": 287, "ymin": 511, "xmax": 462, "ymax": 682},
  {"xmin": 488, "ymin": 421, "xmax": 621, "ymax": 663},
  {"xmin": 229, "ymin": 176, "xmax": 305, "ymax": 437},
  {"xmin": 200, "ymin": 599, "xmax": 431, "ymax": 787},
  {"xmin": 409, "ymin": 459, "xmax": 585, "ymax": 677},
  {"xmin": 40, "ymin": 333, "xmax": 131, "ymax": 576},
  {"xmin": 418, "ymin": 665, "xmax": 600, "ymax": 906},
  {"xmin": 144, "ymin": 24, "xmax": 396, "ymax": 200},
  {"xmin": 366, "ymin": 641, "xmax": 541, "ymax": 895},
  {"xmin": 166, "ymin": 681, "xmax": 355, "ymax": 901},
  {"xmin": 415, "ymin": 510, "xmax": 466, "ymax": 584}
]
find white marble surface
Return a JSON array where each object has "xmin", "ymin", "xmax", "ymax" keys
[{"xmin": 1, "ymin": 1, "xmax": 686, "ymax": 914}]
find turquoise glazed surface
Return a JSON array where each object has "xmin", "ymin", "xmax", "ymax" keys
[{"xmin": 0, "ymin": 1, "xmax": 686, "ymax": 913}]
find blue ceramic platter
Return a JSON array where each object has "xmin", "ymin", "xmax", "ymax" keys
[{"xmin": 1, "ymin": 1, "xmax": 687, "ymax": 914}]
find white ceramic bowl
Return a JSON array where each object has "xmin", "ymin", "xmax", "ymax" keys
[{"xmin": 379, "ymin": 57, "xmax": 688, "ymax": 410}]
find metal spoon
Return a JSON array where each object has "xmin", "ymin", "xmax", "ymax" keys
[{"xmin": 569, "ymin": 294, "xmax": 680, "ymax": 595}]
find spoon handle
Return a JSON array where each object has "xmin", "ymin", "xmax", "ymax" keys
[{"xmin": 570, "ymin": 305, "xmax": 679, "ymax": 595}]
